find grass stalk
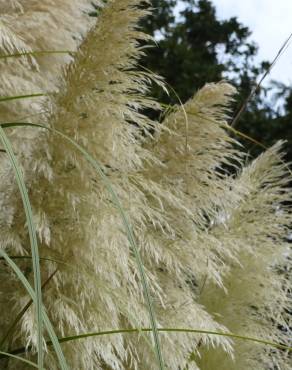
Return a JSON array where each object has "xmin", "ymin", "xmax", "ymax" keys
[
  {"xmin": 0, "ymin": 250, "xmax": 68, "ymax": 370},
  {"xmin": 6, "ymin": 327, "xmax": 291, "ymax": 359},
  {"xmin": 0, "ymin": 50, "xmax": 75, "ymax": 59},
  {"xmin": 0, "ymin": 125, "xmax": 44, "ymax": 368},
  {"xmin": 0, "ymin": 351, "xmax": 38, "ymax": 368},
  {"xmin": 0, "ymin": 93, "xmax": 47, "ymax": 103}
]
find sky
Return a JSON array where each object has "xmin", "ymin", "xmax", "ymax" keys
[{"xmin": 176, "ymin": 0, "xmax": 292, "ymax": 86}]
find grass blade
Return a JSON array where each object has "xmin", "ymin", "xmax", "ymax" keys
[
  {"xmin": 7, "ymin": 327, "xmax": 291, "ymax": 359},
  {"xmin": 0, "ymin": 121, "xmax": 165, "ymax": 370},
  {"xmin": 0, "ymin": 250, "xmax": 68, "ymax": 370},
  {"xmin": 57, "ymin": 328, "xmax": 292, "ymax": 352},
  {"xmin": 0, "ymin": 125, "xmax": 44, "ymax": 368},
  {"xmin": 231, "ymin": 33, "xmax": 292, "ymax": 128},
  {"xmin": 0, "ymin": 351, "xmax": 38, "ymax": 368},
  {"xmin": 0, "ymin": 270, "xmax": 57, "ymax": 348},
  {"xmin": 0, "ymin": 93, "xmax": 46, "ymax": 103},
  {"xmin": 0, "ymin": 50, "xmax": 75, "ymax": 60},
  {"xmin": 138, "ymin": 64, "xmax": 189, "ymax": 151}
]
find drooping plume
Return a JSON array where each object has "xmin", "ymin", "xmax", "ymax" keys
[{"xmin": 0, "ymin": 1, "xmax": 290, "ymax": 370}]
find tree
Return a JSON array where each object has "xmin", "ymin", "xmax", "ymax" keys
[
  {"xmin": 141, "ymin": 0, "xmax": 292, "ymax": 161},
  {"xmin": 0, "ymin": 1, "xmax": 291, "ymax": 369},
  {"xmin": 141, "ymin": 1, "xmax": 262, "ymax": 102}
]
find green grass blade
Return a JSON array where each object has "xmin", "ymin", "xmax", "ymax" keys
[
  {"xmin": 59, "ymin": 328, "xmax": 292, "ymax": 351},
  {"xmin": 0, "ymin": 122, "xmax": 164, "ymax": 370},
  {"xmin": 0, "ymin": 270, "xmax": 57, "ymax": 348},
  {"xmin": 50, "ymin": 129, "xmax": 165, "ymax": 369},
  {"xmin": 7, "ymin": 327, "xmax": 292, "ymax": 359},
  {"xmin": 42, "ymin": 313, "xmax": 68, "ymax": 370},
  {"xmin": 0, "ymin": 351, "xmax": 38, "ymax": 368},
  {"xmin": 0, "ymin": 93, "xmax": 46, "ymax": 103},
  {"xmin": 0, "ymin": 125, "xmax": 44, "ymax": 368},
  {"xmin": 58, "ymin": 328, "xmax": 292, "ymax": 352},
  {"xmin": 0, "ymin": 250, "xmax": 68, "ymax": 370},
  {"xmin": 1, "ymin": 254, "xmax": 156, "ymax": 357},
  {"xmin": 0, "ymin": 50, "xmax": 75, "ymax": 60}
]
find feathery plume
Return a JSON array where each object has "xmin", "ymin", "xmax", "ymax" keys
[{"xmin": 0, "ymin": 1, "xmax": 290, "ymax": 369}]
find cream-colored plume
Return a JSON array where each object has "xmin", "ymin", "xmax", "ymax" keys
[{"xmin": 0, "ymin": 1, "xmax": 291, "ymax": 369}]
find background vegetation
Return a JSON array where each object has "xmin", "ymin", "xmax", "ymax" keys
[{"xmin": 138, "ymin": 0, "xmax": 292, "ymax": 160}]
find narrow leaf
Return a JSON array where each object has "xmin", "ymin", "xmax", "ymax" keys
[
  {"xmin": 0, "ymin": 270, "xmax": 57, "ymax": 347},
  {"xmin": 0, "ymin": 350, "xmax": 38, "ymax": 368},
  {"xmin": 7, "ymin": 327, "xmax": 291, "ymax": 358},
  {"xmin": 0, "ymin": 93, "xmax": 46, "ymax": 103},
  {"xmin": 0, "ymin": 50, "xmax": 75, "ymax": 59},
  {"xmin": 0, "ymin": 125, "xmax": 44, "ymax": 368},
  {"xmin": 0, "ymin": 241, "xmax": 68, "ymax": 369}
]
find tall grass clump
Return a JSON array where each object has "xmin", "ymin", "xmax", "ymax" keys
[{"xmin": 0, "ymin": 1, "xmax": 291, "ymax": 369}]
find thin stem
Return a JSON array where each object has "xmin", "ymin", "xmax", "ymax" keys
[
  {"xmin": 231, "ymin": 33, "xmax": 292, "ymax": 128},
  {"xmin": 6, "ymin": 327, "xmax": 291, "ymax": 358},
  {"xmin": 0, "ymin": 269, "xmax": 58, "ymax": 348}
]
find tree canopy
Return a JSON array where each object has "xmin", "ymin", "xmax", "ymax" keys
[{"xmin": 141, "ymin": 0, "xmax": 292, "ymax": 160}]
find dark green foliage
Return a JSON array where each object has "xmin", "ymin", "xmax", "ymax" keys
[
  {"xmin": 141, "ymin": 0, "xmax": 292, "ymax": 161},
  {"xmin": 141, "ymin": 0, "xmax": 260, "ymax": 102}
]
